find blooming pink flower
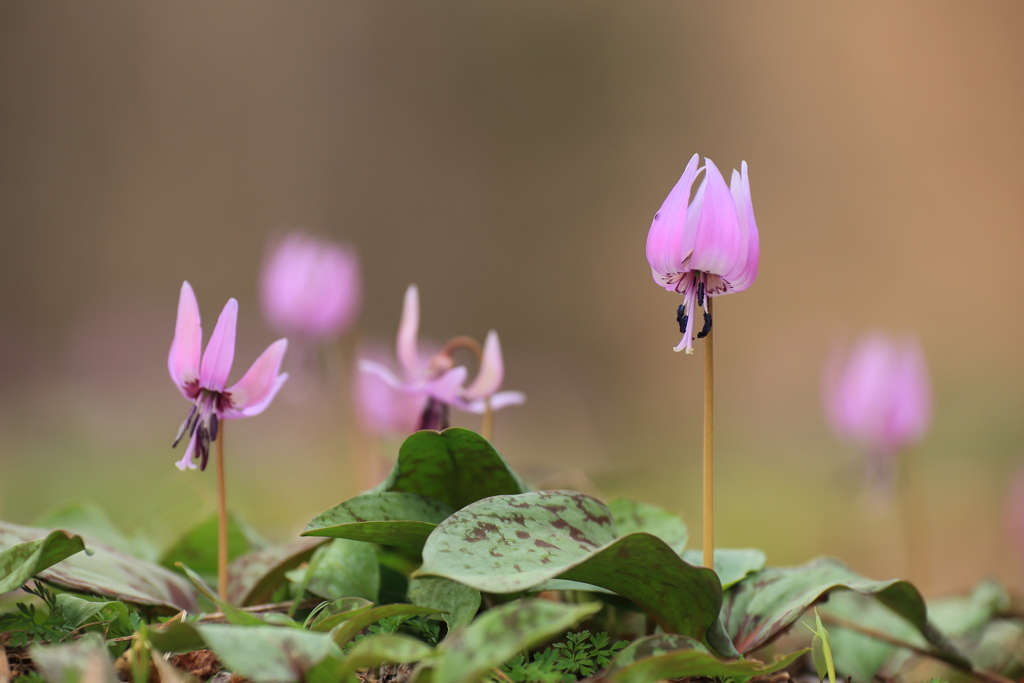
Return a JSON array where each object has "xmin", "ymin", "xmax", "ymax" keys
[
  {"xmin": 169, "ymin": 281, "xmax": 289, "ymax": 471},
  {"xmin": 646, "ymin": 154, "xmax": 759, "ymax": 353},
  {"xmin": 823, "ymin": 332, "xmax": 932, "ymax": 470},
  {"xmin": 260, "ymin": 231, "xmax": 361, "ymax": 340},
  {"xmin": 353, "ymin": 344, "xmax": 426, "ymax": 438},
  {"xmin": 358, "ymin": 285, "xmax": 524, "ymax": 431}
]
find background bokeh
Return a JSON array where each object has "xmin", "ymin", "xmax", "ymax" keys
[{"xmin": 2, "ymin": 1, "xmax": 1023, "ymax": 597}]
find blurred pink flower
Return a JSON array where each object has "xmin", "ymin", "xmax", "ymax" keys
[
  {"xmin": 260, "ymin": 231, "xmax": 361, "ymax": 340},
  {"xmin": 646, "ymin": 154, "xmax": 759, "ymax": 354},
  {"xmin": 169, "ymin": 281, "xmax": 289, "ymax": 471},
  {"xmin": 353, "ymin": 344, "xmax": 426, "ymax": 438},
  {"xmin": 823, "ymin": 332, "xmax": 932, "ymax": 472},
  {"xmin": 358, "ymin": 285, "xmax": 525, "ymax": 431}
]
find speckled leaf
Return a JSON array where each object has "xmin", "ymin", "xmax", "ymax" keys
[
  {"xmin": 0, "ymin": 530, "xmax": 85, "ymax": 594},
  {"xmin": 722, "ymin": 556, "xmax": 966, "ymax": 666},
  {"xmin": 159, "ymin": 513, "xmax": 258, "ymax": 581},
  {"xmin": 30, "ymin": 634, "xmax": 117, "ymax": 683},
  {"xmin": 409, "ymin": 576, "xmax": 481, "ymax": 631},
  {"xmin": 608, "ymin": 499, "xmax": 687, "ymax": 553},
  {"xmin": 434, "ymin": 599, "xmax": 601, "ymax": 683},
  {"xmin": 374, "ymin": 428, "xmax": 528, "ymax": 510},
  {"xmin": 0, "ymin": 521, "xmax": 197, "ymax": 611},
  {"xmin": 606, "ymin": 634, "xmax": 807, "ymax": 683},
  {"xmin": 202, "ymin": 624, "xmax": 341, "ymax": 682},
  {"xmin": 284, "ymin": 538, "xmax": 379, "ymax": 602},
  {"xmin": 681, "ymin": 548, "xmax": 766, "ymax": 589},
  {"xmin": 227, "ymin": 537, "xmax": 326, "ymax": 606},
  {"xmin": 302, "ymin": 492, "xmax": 455, "ymax": 551},
  {"xmin": 417, "ymin": 491, "xmax": 723, "ymax": 646},
  {"xmin": 331, "ymin": 604, "xmax": 443, "ymax": 646}
]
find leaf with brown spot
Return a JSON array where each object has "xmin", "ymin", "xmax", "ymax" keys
[
  {"xmin": 416, "ymin": 491, "xmax": 726, "ymax": 651},
  {"xmin": 226, "ymin": 537, "xmax": 326, "ymax": 606}
]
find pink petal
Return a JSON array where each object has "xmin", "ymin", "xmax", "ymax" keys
[
  {"xmin": 396, "ymin": 285, "xmax": 421, "ymax": 378},
  {"xmin": 646, "ymin": 154, "xmax": 700, "ymax": 287},
  {"xmin": 223, "ymin": 339, "xmax": 288, "ymax": 418},
  {"xmin": 358, "ymin": 358, "xmax": 407, "ymax": 391},
  {"xmin": 354, "ymin": 345, "xmax": 426, "ymax": 437},
  {"xmin": 176, "ymin": 430, "xmax": 199, "ymax": 470},
  {"xmin": 884, "ymin": 339, "xmax": 931, "ymax": 450},
  {"xmin": 426, "ymin": 366, "xmax": 468, "ymax": 404},
  {"xmin": 689, "ymin": 158, "xmax": 744, "ymax": 277},
  {"xmin": 199, "ymin": 298, "xmax": 238, "ymax": 392},
  {"xmin": 168, "ymin": 281, "xmax": 203, "ymax": 396},
  {"xmin": 464, "ymin": 330, "xmax": 504, "ymax": 400},
  {"xmin": 457, "ymin": 390, "xmax": 526, "ymax": 414},
  {"xmin": 725, "ymin": 162, "xmax": 760, "ymax": 292}
]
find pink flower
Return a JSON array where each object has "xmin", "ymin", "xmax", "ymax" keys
[
  {"xmin": 823, "ymin": 332, "xmax": 932, "ymax": 469},
  {"xmin": 353, "ymin": 344, "xmax": 426, "ymax": 438},
  {"xmin": 260, "ymin": 231, "xmax": 361, "ymax": 340},
  {"xmin": 646, "ymin": 154, "xmax": 759, "ymax": 353},
  {"xmin": 358, "ymin": 285, "xmax": 524, "ymax": 431},
  {"xmin": 169, "ymin": 281, "xmax": 289, "ymax": 471}
]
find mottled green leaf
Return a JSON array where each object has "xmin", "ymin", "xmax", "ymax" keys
[
  {"xmin": 302, "ymin": 492, "xmax": 455, "ymax": 551},
  {"xmin": 36, "ymin": 501, "xmax": 158, "ymax": 561},
  {"xmin": 374, "ymin": 428, "xmax": 528, "ymax": 510},
  {"xmin": 284, "ymin": 539, "xmax": 379, "ymax": 602},
  {"xmin": 722, "ymin": 557, "xmax": 966, "ymax": 666},
  {"xmin": 417, "ymin": 491, "xmax": 723, "ymax": 645},
  {"xmin": 227, "ymin": 537, "xmax": 326, "ymax": 606},
  {"xmin": 681, "ymin": 548, "xmax": 766, "ymax": 589},
  {"xmin": 331, "ymin": 603, "xmax": 443, "ymax": 646},
  {"xmin": 0, "ymin": 530, "xmax": 85, "ymax": 594},
  {"xmin": 605, "ymin": 634, "xmax": 807, "ymax": 683},
  {"xmin": 409, "ymin": 576, "xmax": 481, "ymax": 631},
  {"xmin": 608, "ymin": 499, "xmax": 687, "ymax": 553},
  {"xmin": 159, "ymin": 513, "xmax": 258, "ymax": 581},
  {"xmin": 0, "ymin": 522, "xmax": 195, "ymax": 612},
  {"xmin": 30, "ymin": 633, "xmax": 117, "ymax": 683},
  {"xmin": 434, "ymin": 599, "xmax": 601, "ymax": 683}
]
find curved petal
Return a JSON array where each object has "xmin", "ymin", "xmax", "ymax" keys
[
  {"xmin": 464, "ymin": 330, "xmax": 504, "ymax": 400},
  {"xmin": 358, "ymin": 358, "xmax": 408, "ymax": 391},
  {"xmin": 426, "ymin": 366, "xmax": 468, "ymax": 404},
  {"xmin": 688, "ymin": 158, "xmax": 744, "ymax": 277},
  {"xmin": 396, "ymin": 285, "xmax": 421, "ymax": 378},
  {"xmin": 724, "ymin": 161, "xmax": 760, "ymax": 292},
  {"xmin": 457, "ymin": 390, "xmax": 526, "ymax": 414},
  {"xmin": 200, "ymin": 298, "xmax": 238, "ymax": 392},
  {"xmin": 223, "ymin": 339, "xmax": 288, "ymax": 417},
  {"xmin": 646, "ymin": 154, "xmax": 700, "ymax": 287},
  {"xmin": 225, "ymin": 373, "xmax": 289, "ymax": 419},
  {"xmin": 168, "ymin": 281, "xmax": 203, "ymax": 396}
]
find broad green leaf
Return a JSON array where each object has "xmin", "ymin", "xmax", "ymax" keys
[
  {"xmin": 605, "ymin": 634, "xmax": 807, "ymax": 683},
  {"xmin": 434, "ymin": 600, "xmax": 600, "ymax": 683},
  {"xmin": 144, "ymin": 621, "xmax": 207, "ymax": 654},
  {"xmin": 0, "ymin": 530, "xmax": 85, "ymax": 594},
  {"xmin": 0, "ymin": 521, "xmax": 197, "ymax": 611},
  {"xmin": 284, "ymin": 539, "xmax": 379, "ymax": 602},
  {"xmin": 722, "ymin": 556, "xmax": 966, "ymax": 666},
  {"xmin": 306, "ymin": 597, "xmax": 374, "ymax": 632},
  {"xmin": 331, "ymin": 603, "xmax": 444, "ymax": 646},
  {"xmin": 30, "ymin": 633, "xmax": 117, "ymax": 683},
  {"xmin": 227, "ymin": 537, "xmax": 326, "ymax": 606},
  {"xmin": 36, "ymin": 501, "xmax": 158, "ymax": 561},
  {"xmin": 532, "ymin": 579, "xmax": 616, "ymax": 594},
  {"xmin": 339, "ymin": 633, "xmax": 435, "ymax": 679},
  {"xmin": 608, "ymin": 499, "xmax": 687, "ymax": 553},
  {"xmin": 54, "ymin": 594, "xmax": 132, "ymax": 635},
  {"xmin": 159, "ymin": 513, "xmax": 258, "ymax": 581},
  {"xmin": 681, "ymin": 548, "xmax": 766, "ymax": 589},
  {"xmin": 408, "ymin": 576, "xmax": 481, "ymax": 631},
  {"xmin": 373, "ymin": 428, "xmax": 528, "ymax": 509},
  {"xmin": 302, "ymin": 492, "xmax": 456, "ymax": 551},
  {"xmin": 820, "ymin": 592, "xmax": 917, "ymax": 683},
  {"xmin": 417, "ymin": 491, "xmax": 723, "ymax": 646},
  {"xmin": 928, "ymin": 578, "xmax": 1010, "ymax": 638}
]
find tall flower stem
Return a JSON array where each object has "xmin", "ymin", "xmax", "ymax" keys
[
  {"xmin": 702, "ymin": 298, "xmax": 715, "ymax": 569},
  {"xmin": 215, "ymin": 422, "xmax": 229, "ymax": 602},
  {"xmin": 481, "ymin": 399, "xmax": 494, "ymax": 442}
]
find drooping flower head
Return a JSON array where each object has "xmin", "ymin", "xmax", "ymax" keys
[
  {"xmin": 358, "ymin": 285, "xmax": 524, "ymax": 432},
  {"xmin": 353, "ymin": 343, "xmax": 427, "ymax": 439},
  {"xmin": 260, "ymin": 231, "xmax": 361, "ymax": 341},
  {"xmin": 646, "ymin": 154, "xmax": 759, "ymax": 353},
  {"xmin": 169, "ymin": 281, "xmax": 289, "ymax": 471},
  {"xmin": 823, "ymin": 332, "xmax": 932, "ymax": 479}
]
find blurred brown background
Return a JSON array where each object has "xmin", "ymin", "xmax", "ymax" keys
[{"xmin": 1, "ymin": 1, "xmax": 1023, "ymax": 596}]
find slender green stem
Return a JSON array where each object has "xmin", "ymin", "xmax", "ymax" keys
[
  {"xmin": 702, "ymin": 298, "xmax": 715, "ymax": 570},
  {"xmin": 215, "ymin": 421, "xmax": 229, "ymax": 602}
]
